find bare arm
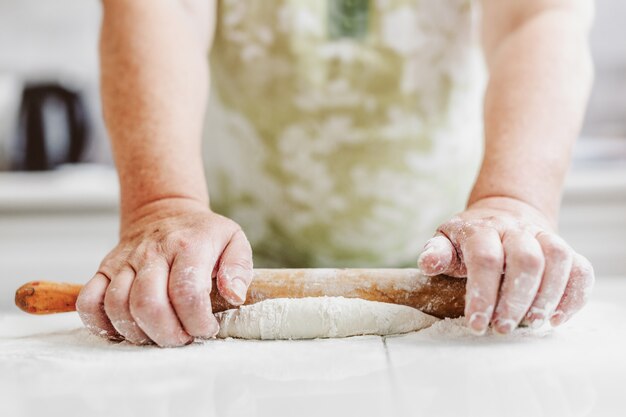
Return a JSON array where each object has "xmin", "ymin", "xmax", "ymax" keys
[
  {"xmin": 77, "ymin": 0, "xmax": 255, "ymax": 347},
  {"xmin": 472, "ymin": 0, "xmax": 594, "ymax": 225},
  {"xmin": 419, "ymin": 0, "xmax": 595, "ymax": 335},
  {"xmin": 100, "ymin": 0, "xmax": 214, "ymax": 224}
]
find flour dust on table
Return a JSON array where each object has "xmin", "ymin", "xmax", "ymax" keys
[{"xmin": 215, "ymin": 296, "xmax": 439, "ymax": 340}]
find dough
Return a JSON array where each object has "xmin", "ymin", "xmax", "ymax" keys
[{"xmin": 215, "ymin": 296, "xmax": 439, "ymax": 340}]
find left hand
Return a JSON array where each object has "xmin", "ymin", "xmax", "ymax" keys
[{"xmin": 418, "ymin": 196, "xmax": 594, "ymax": 335}]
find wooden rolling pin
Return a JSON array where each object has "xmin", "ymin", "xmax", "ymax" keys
[{"xmin": 15, "ymin": 268, "xmax": 466, "ymax": 319}]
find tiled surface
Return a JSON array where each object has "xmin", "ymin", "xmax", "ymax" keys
[
  {"xmin": 585, "ymin": 0, "xmax": 626, "ymax": 136},
  {"xmin": 1, "ymin": 278, "xmax": 625, "ymax": 417}
]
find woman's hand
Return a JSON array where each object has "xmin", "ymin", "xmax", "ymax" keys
[
  {"xmin": 418, "ymin": 196, "xmax": 594, "ymax": 335},
  {"xmin": 76, "ymin": 198, "xmax": 253, "ymax": 347}
]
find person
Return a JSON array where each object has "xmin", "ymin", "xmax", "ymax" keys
[{"xmin": 76, "ymin": 0, "xmax": 595, "ymax": 347}]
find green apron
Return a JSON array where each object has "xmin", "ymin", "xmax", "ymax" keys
[{"xmin": 204, "ymin": 0, "xmax": 485, "ymax": 267}]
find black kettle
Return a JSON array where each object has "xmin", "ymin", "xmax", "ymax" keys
[{"xmin": 14, "ymin": 83, "xmax": 89, "ymax": 171}]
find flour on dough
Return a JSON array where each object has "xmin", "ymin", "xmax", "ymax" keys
[{"xmin": 215, "ymin": 296, "xmax": 439, "ymax": 340}]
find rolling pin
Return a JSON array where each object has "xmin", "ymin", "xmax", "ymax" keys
[{"xmin": 15, "ymin": 268, "xmax": 466, "ymax": 319}]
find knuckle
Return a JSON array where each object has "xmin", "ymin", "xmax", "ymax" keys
[
  {"xmin": 219, "ymin": 215, "xmax": 241, "ymax": 230},
  {"xmin": 104, "ymin": 289, "xmax": 127, "ymax": 314},
  {"xmin": 169, "ymin": 234, "xmax": 192, "ymax": 251},
  {"xmin": 177, "ymin": 239, "xmax": 192, "ymax": 251},
  {"xmin": 465, "ymin": 224, "xmax": 484, "ymax": 236},
  {"xmin": 162, "ymin": 232, "xmax": 205, "ymax": 256},
  {"xmin": 223, "ymin": 257, "xmax": 253, "ymax": 271},
  {"xmin": 129, "ymin": 294, "xmax": 164, "ymax": 324},
  {"xmin": 539, "ymin": 235, "xmax": 571, "ymax": 263},
  {"xmin": 516, "ymin": 250, "xmax": 544, "ymax": 272},
  {"xmin": 137, "ymin": 242, "xmax": 161, "ymax": 260},
  {"xmin": 468, "ymin": 250, "xmax": 502, "ymax": 270},
  {"xmin": 130, "ymin": 255, "xmax": 165, "ymax": 276},
  {"xmin": 544, "ymin": 244, "xmax": 571, "ymax": 264},
  {"xmin": 444, "ymin": 215, "xmax": 462, "ymax": 225},
  {"xmin": 76, "ymin": 290, "xmax": 101, "ymax": 316},
  {"xmin": 169, "ymin": 281, "xmax": 207, "ymax": 307},
  {"xmin": 228, "ymin": 225, "xmax": 251, "ymax": 245},
  {"xmin": 231, "ymin": 225, "xmax": 247, "ymax": 240},
  {"xmin": 98, "ymin": 259, "xmax": 120, "ymax": 279},
  {"xmin": 98, "ymin": 247, "xmax": 131, "ymax": 275}
]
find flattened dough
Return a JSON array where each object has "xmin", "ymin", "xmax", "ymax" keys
[{"xmin": 215, "ymin": 296, "xmax": 439, "ymax": 340}]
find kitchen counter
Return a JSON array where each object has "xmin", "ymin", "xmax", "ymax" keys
[
  {"xmin": 1, "ymin": 157, "xmax": 625, "ymax": 312},
  {"xmin": 0, "ymin": 157, "xmax": 624, "ymax": 211},
  {"xmin": 1, "ymin": 277, "xmax": 625, "ymax": 417},
  {"xmin": 0, "ymin": 164, "xmax": 119, "ymax": 212}
]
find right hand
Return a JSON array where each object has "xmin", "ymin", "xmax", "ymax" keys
[{"xmin": 76, "ymin": 198, "xmax": 253, "ymax": 347}]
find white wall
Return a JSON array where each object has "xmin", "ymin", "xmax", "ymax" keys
[
  {"xmin": 1, "ymin": 0, "xmax": 625, "ymax": 137},
  {"xmin": 585, "ymin": 0, "xmax": 626, "ymax": 136},
  {"xmin": 0, "ymin": 0, "xmax": 100, "ymax": 79}
]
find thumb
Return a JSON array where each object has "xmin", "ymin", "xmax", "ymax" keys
[
  {"xmin": 216, "ymin": 229, "xmax": 254, "ymax": 306},
  {"xmin": 417, "ymin": 235, "xmax": 461, "ymax": 277}
]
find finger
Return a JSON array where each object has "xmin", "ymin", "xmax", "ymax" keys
[
  {"xmin": 169, "ymin": 250, "xmax": 220, "ymax": 338},
  {"xmin": 461, "ymin": 229, "xmax": 504, "ymax": 335},
  {"xmin": 216, "ymin": 229, "xmax": 254, "ymax": 306},
  {"xmin": 129, "ymin": 260, "xmax": 193, "ymax": 347},
  {"xmin": 492, "ymin": 232, "xmax": 544, "ymax": 334},
  {"xmin": 524, "ymin": 232, "xmax": 573, "ymax": 328},
  {"xmin": 76, "ymin": 273, "xmax": 121, "ymax": 340},
  {"xmin": 417, "ymin": 235, "xmax": 461, "ymax": 277},
  {"xmin": 104, "ymin": 266, "xmax": 150, "ymax": 345},
  {"xmin": 550, "ymin": 253, "xmax": 595, "ymax": 327}
]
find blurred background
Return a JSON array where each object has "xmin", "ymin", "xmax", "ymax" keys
[{"xmin": 0, "ymin": 0, "xmax": 625, "ymax": 310}]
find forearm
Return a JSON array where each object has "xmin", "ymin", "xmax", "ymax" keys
[
  {"xmin": 100, "ymin": 0, "xmax": 214, "ymax": 225},
  {"xmin": 470, "ymin": 1, "xmax": 593, "ymax": 226}
]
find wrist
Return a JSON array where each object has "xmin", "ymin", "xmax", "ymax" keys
[
  {"xmin": 466, "ymin": 195, "xmax": 557, "ymax": 230},
  {"xmin": 468, "ymin": 170, "xmax": 562, "ymax": 227},
  {"xmin": 119, "ymin": 194, "xmax": 210, "ymax": 231},
  {"xmin": 116, "ymin": 167, "xmax": 210, "ymax": 225}
]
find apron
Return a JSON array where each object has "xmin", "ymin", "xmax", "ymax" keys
[{"xmin": 204, "ymin": 0, "xmax": 485, "ymax": 267}]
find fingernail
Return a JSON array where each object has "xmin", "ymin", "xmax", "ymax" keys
[
  {"xmin": 550, "ymin": 310, "xmax": 567, "ymax": 327},
  {"xmin": 417, "ymin": 246, "xmax": 434, "ymax": 266},
  {"xmin": 468, "ymin": 312, "xmax": 489, "ymax": 335},
  {"xmin": 493, "ymin": 319, "xmax": 516, "ymax": 335},
  {"xmin": 229, "ymin": 277, "xmax": 248, "ymax": 304},
  {"xmin": 525, "ymin": 311, "xmax": 546, "ymax": 329},
  {"xmin": 178, "ymin": 329, "xmax": 194, "ymax": 346}
]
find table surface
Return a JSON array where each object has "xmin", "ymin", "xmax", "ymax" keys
[{"xmin": 1, "ymin": 277, "xmax": 625, "ymax": 417}]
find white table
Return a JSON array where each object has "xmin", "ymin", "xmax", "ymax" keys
[{"xmin": 1, "ymin": 277, "xmax": 625, "ymax": 417}]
